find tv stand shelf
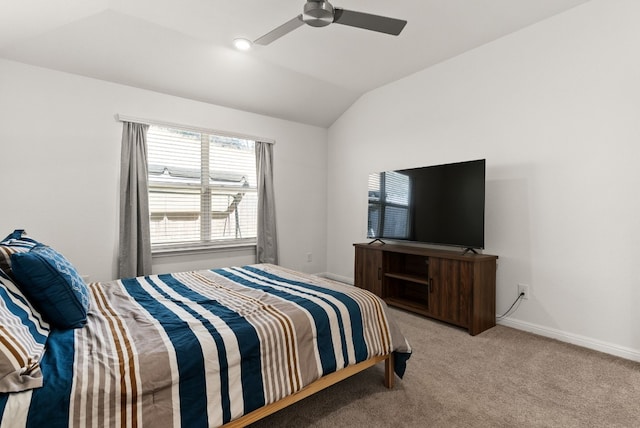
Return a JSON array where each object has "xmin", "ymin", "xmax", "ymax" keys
[
  {"xmin": 353, "ymin": 243, "xmax": 498, "ymax": 335},
  {"xmin": 384, "ymin": 297, "xmax": 431, "ymax": 316},
  {"xmin": 384, "ymin": 272, "xmax": 430, "ymax": 286}
]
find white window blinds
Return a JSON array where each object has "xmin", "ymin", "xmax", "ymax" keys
[{"xmin": 147, "ymin": 126, "xmax": 257, "ymax": 250}]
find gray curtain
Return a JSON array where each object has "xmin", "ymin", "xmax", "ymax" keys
[
  {"xmin": 118, "ymin": 122, "xmax": 152, "ymax": 278},
  {"xmin": 256, "ymin": 141, "xmax": 278, "ymax": 264}
]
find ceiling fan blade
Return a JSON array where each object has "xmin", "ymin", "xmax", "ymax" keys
[
  {"xmin": 254, "ymin": 15, "xmax": 305, "ymax": 45},
  {"xmin": 333, "ymin": 8, "xmax": 406, "ymax": 36}
]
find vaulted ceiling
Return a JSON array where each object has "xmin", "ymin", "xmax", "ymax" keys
[{"xmin": 1, "ymin": 0, "xmax": 591, "ymax": 127}]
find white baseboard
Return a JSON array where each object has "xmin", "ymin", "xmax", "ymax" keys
[
  {"xmin": 498, "ymin": 318, "xmax": 640, "ymax": 363},
  {"xmin": 316, "ymin": 272, "xmax": 354, "ymax": 285}
]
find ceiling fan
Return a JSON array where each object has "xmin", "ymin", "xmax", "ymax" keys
[{"xmin": 254, "ymin": 0, "xmax": 407, "ymax": 45}]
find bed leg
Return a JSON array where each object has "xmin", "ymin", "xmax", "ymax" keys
[{"xmin": 384, "ymin": 353, "xmax": 395, "ymax": 389}]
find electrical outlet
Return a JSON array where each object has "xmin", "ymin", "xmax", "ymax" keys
[
  {"xmin": 518, "ymin": 283, "xmax": 529, "ymax": 300},
  {"xmin": 306, "ymin": 252, "xmax": 313, "ymax": 263}
]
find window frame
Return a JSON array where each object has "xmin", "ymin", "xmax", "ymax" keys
[{"xmin": 146, "ymin": 125, "xmax": 259, "ymax": 254}]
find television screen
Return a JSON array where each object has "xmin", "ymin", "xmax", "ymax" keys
[{"xmin": 367, "ymin": 159, "xmax": 486, "ymax": 249}]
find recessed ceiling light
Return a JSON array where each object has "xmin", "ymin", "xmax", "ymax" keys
[{"xmin": 233, "ymin": 38, "xmax": 252, "ymax": 51}]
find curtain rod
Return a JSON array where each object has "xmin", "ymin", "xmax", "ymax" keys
[{"xmin": 116, "ymin": 114, "xmax": 275, "ymax": 144}]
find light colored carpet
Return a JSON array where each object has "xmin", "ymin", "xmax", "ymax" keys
[{"xmin": 249, "ymin": 308, "xmax": 640, "ymax": 427}]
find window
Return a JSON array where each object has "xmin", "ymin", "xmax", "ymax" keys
[
  {"xmin": 147, "ymin": 126, "xmax": 257, "ymax": 251},
  {"xmin": 367, "ymin": 171, "xmax": 410, "ymax": 239}
]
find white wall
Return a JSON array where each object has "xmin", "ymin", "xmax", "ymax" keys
[
  {"xmin": 326, "ymin": 0, "xmax": 640, "ymax": 360},
  {"xmin": 0, "ymin": 59, "xmax": 328, "ymax": 282}
]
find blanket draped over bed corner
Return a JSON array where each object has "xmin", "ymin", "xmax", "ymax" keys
[{"xmin": 0, "ymin": 264, "xmax": 411, "ymax": 428}]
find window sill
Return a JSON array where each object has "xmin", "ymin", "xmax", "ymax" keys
[{"xmin": 152, "ymin": 242, "xmax": 257, "ymax": 258}]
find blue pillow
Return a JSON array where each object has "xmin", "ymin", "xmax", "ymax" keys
[{"xmin": 11, "ymin": 245, "xmax": 89, "ymax": 329}]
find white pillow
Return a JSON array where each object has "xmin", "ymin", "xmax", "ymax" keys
[{"xmin": 0, "ymin": 270, "xmax": 50, "ymax": 392}]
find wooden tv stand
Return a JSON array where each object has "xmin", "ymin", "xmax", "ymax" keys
[{"xmin": 354, "ymin": 243, "xmax": 498, "ymax": 335}]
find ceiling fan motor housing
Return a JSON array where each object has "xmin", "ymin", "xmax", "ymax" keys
[{"xmin": 303, "ymin": 0, "xmax": 334, "ymax": 27}]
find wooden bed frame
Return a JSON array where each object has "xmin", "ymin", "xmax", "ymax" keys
[{"xmin": 223, "ymin": 353, "xmax": 395, "ymax": 427}]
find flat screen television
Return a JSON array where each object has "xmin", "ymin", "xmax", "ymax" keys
[{"xmin": 367, "ymin": 159, "xmax": 486, "ymax": 250}]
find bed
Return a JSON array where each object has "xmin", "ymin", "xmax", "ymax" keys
[{"xmin": 0, "ymin": 232, "xmax": 411, "ymax": 428}]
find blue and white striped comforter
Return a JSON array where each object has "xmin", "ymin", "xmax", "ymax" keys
[{"xmin": 0, "ymin": 264, "xmax": 411, "ymax": 427}]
